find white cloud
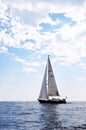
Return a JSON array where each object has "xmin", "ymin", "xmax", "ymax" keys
[
  {"xmin": 22, "ymin": 42, "xmax": 35, "ymax": 50},
  {"xmin": 15, "ymin": 56, "xmax": 40, "ymax": 66},
  {"xmin": 0, "ymin": 31, "xmax": 20, "ymax": 47},
  {"xmin": 0, "ymin": 0, "xmax": 86, "ymax": 69},
  {"xmin": 23, "ymin": 67, "xmax": 37, "ymax": 72},
  {"xmin": 0, "ymin": 0, "xmax": 8, "ymax": 19},
  {"xmin": 14, "ymin": 56, "xmax": 40, "ymax": 72},
  {"xmin": 0, "ymin": 46, "xmax": 8, "ymax": 53},
  {"xmin": 15, "ymin": 57, "xmax": 26, "ymax": 64}
]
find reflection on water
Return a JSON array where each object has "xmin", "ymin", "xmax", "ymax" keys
[
  {"xmin": 39, "ymin": 102, "xmax": 86, "ymax": 130},
  {"xmin": 39, "ymin": 104, "xmax": 62, "ymax": 130}
]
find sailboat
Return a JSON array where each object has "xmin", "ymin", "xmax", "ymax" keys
[{"xmin": 38, "ymin": 56, "xmax": 66, "ymax": 103}]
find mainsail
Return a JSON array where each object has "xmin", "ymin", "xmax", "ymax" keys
[
  {"xmin": 48, "ymin": 56, "xmax": 59, "ymax": 96},
  {"xmin": 39, "ymin": 56, "xmax": 59, "ymax": 100}
]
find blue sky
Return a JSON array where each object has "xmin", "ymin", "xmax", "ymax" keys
[{"xmin": 0, "ymin": 0, "xmax": 86, "ymax": 101}]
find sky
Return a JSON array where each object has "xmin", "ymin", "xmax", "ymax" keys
[{"xmin": 0, "ymin": 0, "xmax": 86, "ymax": 101}]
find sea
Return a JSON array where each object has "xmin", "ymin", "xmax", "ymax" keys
[{"xmin": 0, "ymin": 101, "xmax": 86, "ymax": 130}]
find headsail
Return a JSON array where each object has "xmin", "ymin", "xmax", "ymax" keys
[
  {"xmin": 48, "ymin": 56, "xmax": 59, "ymax": 96},
  {"xmin": 39, "ymin": 65, "xmax": 48, "ymax": 100}
]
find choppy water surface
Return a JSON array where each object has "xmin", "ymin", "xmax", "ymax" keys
[{"xmin": 0, "ymin": 101, "xmax": 86, "ymax": 130}]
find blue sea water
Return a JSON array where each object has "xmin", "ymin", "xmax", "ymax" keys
[{"xmin": 0, "ymin": 101, "xmax": 86, "ymax": 130}]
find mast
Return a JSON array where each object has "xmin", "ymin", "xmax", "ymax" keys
[
  {"xmin": 48, "ymin": 56, "xmax": 59, "ymax": 96},
  {"xmin": 39, "ymin": 65, "xmax": 48, "ymax": 100}
]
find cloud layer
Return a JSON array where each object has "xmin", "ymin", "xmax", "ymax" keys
[{"xmin": 0, "ymin": 0, "xmax": 86, "ymax": 71}]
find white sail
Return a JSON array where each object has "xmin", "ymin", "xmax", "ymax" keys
[
  {"xmin": 39, "ymin": 65, "xmax": 48, "ymax": 99},
  {"xmin": 48, "ymin": 56, "xmax": 59, "ymax": 96}
]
